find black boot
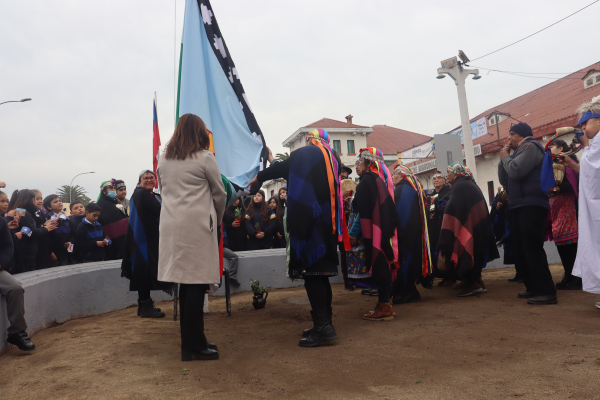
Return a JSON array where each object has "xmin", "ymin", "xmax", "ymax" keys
[
  {"xmin": 298, "ymin": 308, "xmax": 338, "ymax": 347},
  {"xmin": 302, "ymin": 307, "xmax": 332, "ymax": 337},
  {"xmin": 137, "ymin": 298, "xmax": 161, "ymax": 316},
  {"xmin": 565, "ymin": 277, "xmax": 582, "ymax": 290},
  {"xmin": 392, "ymin": 287, "xmax": 421, "ymax": 304},
  {"xmin": 508, "ymin": 273, "xmax": 521, "ymax": 282},
  {"xmin": 138, "ymin": 299, "xmax": 166, "ymax": 318},
  {"xmin": 7, "ymin": 331, "xmax": 35, "ymax": 351}
]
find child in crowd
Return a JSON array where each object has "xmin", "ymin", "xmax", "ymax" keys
[
  {"xmin": 44, "ymin": 194, "xmax": 75, "ymax": 266},
  {"xmin": 69, "ymin": 200, "xmax": 86, "ymax": 263},
  {"xmin": 76, "ymin": 202, "xmax": 109, "ymax": 262},
  {"xmin": 245, "ymin": 190, "xmax": 276, "ymax": 250},
  {"xmin": 31, "ymin": 189, "xmax": 53, "ymax": 269}
]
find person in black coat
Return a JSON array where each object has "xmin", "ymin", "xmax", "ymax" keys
[
  {"xmin": 223, "ymin": 198, "xmax": 248, "ymax": 251},
  {"xmin": 121, "ymin": 170, "xmax": 171, "ymax": 318},
  {"xmin": 245, "ymin": 190, "xmax": 276, "ymax": 250},
  {"xmin": 96, "ymin": 181, "xmax": 129, "ymax": 260},
  {"xmin": 7, "ymin": 190, "xmax": 56, "ymax": 273},
  {"xmin": 44, "ymin": 194, "xmax": 76, "ymax": 267},
  {"xmin": 267, "ymin": 196, "xmax": 286, "ymax": 249},
  {"xmin": 31, "ymin": 190, "xmax": 53, "ymax": 270}
]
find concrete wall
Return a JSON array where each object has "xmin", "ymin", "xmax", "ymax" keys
[{"xmin": 0, "ymin": 250, "xmax": 343, "ymax": 352}]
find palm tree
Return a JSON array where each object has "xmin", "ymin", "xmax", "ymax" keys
[
  {"xmin": 275, "ymin": 152, "xmax": 289, "ymax": 162},
  {"xmin": 56, "ymin": 185, "xmax": 91, "ymax": 205}
]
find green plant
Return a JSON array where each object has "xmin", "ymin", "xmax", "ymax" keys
[
  {"xmin": 56, "ymin": 185, "xmax": 91, "ymax": 206},
  {"xmin": 234, "ymin": 207, "xmax": 242, "ymax": 219},
  {"xmin": 275, "ymin": 152, "xmax": 289, "ymax": 162},
  {"xmin": 250, "ymin": 279, "xmax": 265, "ymax": 294}
]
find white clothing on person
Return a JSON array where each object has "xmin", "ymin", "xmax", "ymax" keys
[{"xmin": 572, "ymin": 140, "xmax": 600, "ymax": 294}]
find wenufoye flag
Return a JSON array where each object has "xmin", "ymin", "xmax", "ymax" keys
[{"xmin": 177, "ymin": 0, "xmax": 268, "ymax": 188}]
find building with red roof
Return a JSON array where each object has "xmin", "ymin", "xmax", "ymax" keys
[{"xmin": 407, "ymin": 60, "xmax": 600, "ymax": 202}]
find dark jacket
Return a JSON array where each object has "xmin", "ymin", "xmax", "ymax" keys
[
  {"xmin": 70, "ymin": 216, "xmax": 85, "ymax": 263},
  {"xmin": 48, "ymin": 212, "xmax": 76, "ymax": 266},
  {"xmin": 498, "ymin": 137, "xmax": 549, "ymax": 210},
  {"xmin": 76, "ymin": 219, "xmax": 106, "ymax": 262},
  {"xmin": 13, "ymin": 203, "xmax": 47, "ymax": 273},
  {"xmin": 245, "ymin": 208, "xmax": 276, "ymax": 250},
  {"xmin": 34, "ymin": 209, "xmax": 53, "ymax": 269},
  {"xmin": 223, "ymin": 205, "xmax": 248, "ymax": 251},
  {"xmin": 0, "ymin": 217, "xmax": 14, "ymax": 271},
  {"xmin": 121, "ymin": 187, "xmax": 172, "ymax": 293},
  {"xmin": 97, "ymin": 194, "xmax": 129, "ymax": 260}
]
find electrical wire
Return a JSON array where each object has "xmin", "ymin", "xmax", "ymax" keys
[
  {"xmin": 472, "ymin": 66, "xmax": 582, "ymax": 80},
  {"xmin": 471, "ymin": 0, "xmax": 599, "ymax": 61}
]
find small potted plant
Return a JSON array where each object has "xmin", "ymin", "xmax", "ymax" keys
[
  {"xmin": 254, "ymin": 223, "xmax": 261, "ymax": 233},
  {"xmin": 234, "ymin": 207, "xmax": 243, "ymax": 224},
  {"xmin": 250, "ymin": 279, "xmax": 268, "ymax": 309}
]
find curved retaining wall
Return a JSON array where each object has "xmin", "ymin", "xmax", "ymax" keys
[{"xmin": 1, "ymin": 244, "xmax": 560, "ymax": 353}]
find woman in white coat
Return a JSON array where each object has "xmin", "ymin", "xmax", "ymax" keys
[{"xmin": 157, "ymin": 113, "xmax": 226, "ymax": 361}]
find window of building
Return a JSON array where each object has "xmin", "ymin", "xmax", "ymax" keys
[
  {"xmin": 597, "ymin": 75, "xmax": 600, "ymax": 83},
  {"xmin": 587, "ymin": 78, "xmax": 594, "ymax": 87},
  {"xmin": 584, "ymin": 72, "xmax": 600, "ymax": 89},
  {"xmin": 489, "ymin": 114, "xmax": 507, "ymax": 126},
  {"xmin": 347, "ymin": 140, "xmax": 355, "ymax": 154},
  {"xmin": 333, "ymin": 140, "xmax": 341, "ymax": 154}
]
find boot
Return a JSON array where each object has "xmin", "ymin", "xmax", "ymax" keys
[
  {"xmin": 392, "ymin": 287, "xmax": 421, "ymax": 304},
  {"xmin": 138, "ymin": 299, "xmax": 166, "ymax": 318},
  {"xmin": 302, "ymin": 306, "xmax": 332, "ymax": 337},
  {"xmin": 363, "ymin": 302, "xmax": 394, "ymax": 321},
  {"xmin": 508, "ymin": 273, "xmax": 521, "ymax": 282},
  {"xmin": 137, "ymin": 298, "xmax": 161, "ymax": 316},
  {"xmin": 565, "ymin": 277, "xmax": 582, "ymax": 290},
  {"xmin": 298, "ymin": 308, "xmax": 338, "ymax": 347}
]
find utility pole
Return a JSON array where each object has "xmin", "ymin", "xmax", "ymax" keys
[{"xmin": 437, "ymin": 55, "xmax": 481, "ymax": 182}]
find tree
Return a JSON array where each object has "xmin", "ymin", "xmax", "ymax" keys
[
  {"xmin": 56, "ymin": 185, "xmax": 91, "ymax": 206},
  {"xmin": 275, "ymin": 152, "xmax": 289, "ymax": 162}
]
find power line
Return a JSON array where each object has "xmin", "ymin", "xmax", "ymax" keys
[
  {"xmin": 472, "ymin": 66, "xmax": 582, "ymax": 80},
  {"xmin": 471, "ymin": 0, "xmax": 599, "ymax": 61}
]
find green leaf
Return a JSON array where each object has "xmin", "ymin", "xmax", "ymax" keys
[{"xmin": 182, "ymin": 368, "xmax": 191, "ymax": 372}]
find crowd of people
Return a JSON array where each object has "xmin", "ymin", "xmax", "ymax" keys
[{"xmin": 1, "ymin": 97, "xmax": 598, "ymax": 360}]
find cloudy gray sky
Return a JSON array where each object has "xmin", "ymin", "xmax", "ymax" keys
[{"xmin": 1, "ymin": 0, "xmax": 598, "ymax": 199}]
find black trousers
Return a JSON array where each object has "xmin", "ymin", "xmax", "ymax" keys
[
  {"xmin": 179, "ymin": 284, "xmax": 209, "ymax": 352},
  {"xmin": 556, "ymin": 243, "xmax": 578, "ymax": 279},
  {"xmin": 303, "ymin": 276, "xmax": 332, "ymax": 310},
  {"xmin": 511, "ymin": 206, "xmax": 555, "ymax": 295}
]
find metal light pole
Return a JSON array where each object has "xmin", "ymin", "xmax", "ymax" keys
[
  {"xmin": 69, "ymin": 172, "xmax": 95, "ymax": 204},
  {"xmin": 436, "ymin": 55, "xmax": 481, "ymax": 182},
  {"xmin": 0, "ymin": 98, "xmax": 32, "ymax": 106}
]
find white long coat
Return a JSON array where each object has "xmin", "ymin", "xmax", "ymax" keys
[
  {"xmin": 572, "ymin": 141, "xmax": 600, "ymax": 294},
  {"xmin": 157, "ymin": 150, "xmax": 226, "ymax": 284}
]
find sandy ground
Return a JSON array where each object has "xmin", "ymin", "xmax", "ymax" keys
[{"xmin": 1, "ymin": 264, "xmax": 599, "ymax": 400}]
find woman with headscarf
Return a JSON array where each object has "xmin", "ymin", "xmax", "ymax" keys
[
  {"xmin": 157, "ymin": 113, "xmax": 226, "ymax": 361},
  {"xmin": 247, "ymin": 129, "xmax": 348, "ymax": 347},
  {"xmin": 97, "ymin": 179, "xmax": 129, "ymax": 260},
  {"xmin": 347, "ymin": 148, "xmax": 399, "ymax": 321},
  {"xmin": 438, "ymin": 163, "xmax": 499, "ymax": 297},
  {"xmin": 390, "ymin": 164, "xmax": 433, "ymax": 304},
  {"xmin": 121, "ymin": 170, "xmax": 172, "ymax": 318}
]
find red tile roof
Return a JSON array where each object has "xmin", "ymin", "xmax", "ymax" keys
[
  {"xmin": 304, "ymin": 118, "xmax": 369, "ymax": 128},
  {"xmin": 367, "ymin": 125, "xmax": 431, "ymax": 155},
  {"xmin": 469, "ymin": 61, "xmax": 600, "ymax": 154}
]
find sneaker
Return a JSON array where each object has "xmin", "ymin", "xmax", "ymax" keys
[
  {"xmin": 344, "ymin": 284, "xmax": 354, "ymax": 291},
  {"xmin": 7, "ymin": 331, "xmax": 35, "ymax": 351},
  {"xmin": 368, "ymin": 289, "xmax": 379, "ymax": 296},
  {"xmin": 229, "ymin": 278, "xmax": 241, "ymax": 287},
  {"xmin": 595, "ymin": 302, "xmax": 600, "ymax": 310},
  {"xmin": 457, "ymin": 283, "xmax": 485, "ymax": 297}
]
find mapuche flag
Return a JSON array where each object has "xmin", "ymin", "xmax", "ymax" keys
[{"xmin": 177, "ymin": 0, "xmax": 268, "ymax": 188}]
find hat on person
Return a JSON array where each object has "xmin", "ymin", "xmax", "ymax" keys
[
  {"xmin": 341, "ymin": 164, "xmax": 352, "ymax": 175},
  {"xmin": 509, "ymin": 122, "xmax": 533, "ymax": 138}
]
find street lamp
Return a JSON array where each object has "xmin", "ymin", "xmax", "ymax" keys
[
  {"xmin": 436, "ymin": 54, "xmax": 480, "ymax": 182},
  {"xmin": 0, "ymin": 98, "xmax": 32, "ymax": 106},
  {"xmin": 69, "ymin": 172, "xmax": 95, "ymax": 205}
]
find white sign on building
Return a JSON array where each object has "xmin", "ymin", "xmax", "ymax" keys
[
  {"xmin": 410, "ymin": 144, "xmax": 481, "ymax": 174},
  {"xmin": 448, "ymin": 117, "xmax": 488, "ymax": 144}
]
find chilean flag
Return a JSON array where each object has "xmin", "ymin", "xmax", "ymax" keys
[{"xmin": 153, "ymin": 93, "xmax": 161, "ymax": 188}]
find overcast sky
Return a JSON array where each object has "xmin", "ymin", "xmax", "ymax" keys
[{"xmin": 1, "ymin": 0, "xmax": 598, "ymax": 199}]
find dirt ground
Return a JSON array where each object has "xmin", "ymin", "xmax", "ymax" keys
[{"xmin": 1, "ymin": 265, "xmax": 599, "ymax": 400}]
